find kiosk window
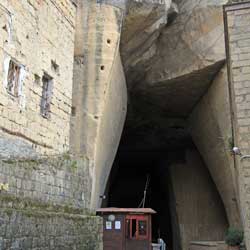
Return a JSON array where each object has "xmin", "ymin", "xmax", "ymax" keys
[
  {"xmin": 126, "ymin": 219, "xmax": 130, "ymax": 238},
  {"xmin": 126, "ymin": 216, "xmax": 148, "ymax": 240},
  {"xmin": 131, "ymin": 219, "xmax": 137, "ymax": 238},
  {"xmin": 138, "ymin": 220, "xmax": 147, "ymax": 236}
]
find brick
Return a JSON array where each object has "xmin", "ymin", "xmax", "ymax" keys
[
  {"xmin": 232, "ymin": 59, "xmax": 250, "ymax": 68},
  {"xmin": 233, "ymin": 73, "xmax": 250, "ymax": 82},
  {"xmin": 238, "ymin": 39, "xmax": 250, "ymax": 48}
]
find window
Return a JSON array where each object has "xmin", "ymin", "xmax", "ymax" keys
[
  {"xmin": 6, "ymin": 60, "xmax": 21, "ymax": 97},
  {"xmin": 131, "ymin": 219, "xmax": 137, "ymax": 238},
  {"xmin": 41, "ymin": 74, "xmax": 53, "ymax": 119},
  {"xmin": 138, "ymin": 220, "xmax": 147, "ymax": 236},
  {"xmin": 126, "ymin": 215, "xmax": 148, "ymax": 240},
  {"xmin": 126, "ymin": 219, "xmax": 130, "ymax": 238}
]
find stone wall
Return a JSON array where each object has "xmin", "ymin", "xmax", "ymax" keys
[
  {"xmin": 0, "ymin": 0, "xmax": 76, "ymax": 156},
  {"xmin": 0, "ymin": 156, "xmax": 103, "ymax": 250},
  {"xmin": 224, "ymin": 2, "xmax": 250, "ymax": 249},
  {"xmin": 0, "ymin": 194, "xmax": 103, "ymax": 250},
  {"xmin": 0, "ymin": 1, "xmax": 104, "ymax": 249},
  {"xmin": 0, "ymin": 156, "xmax": 92, "ymax": 209}
]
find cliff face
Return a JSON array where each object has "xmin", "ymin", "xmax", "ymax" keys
[
  {"xmin": 78, "ymin": 0, "xmax": 242, "ymax": 249},
  {"xmin": 0, "ymin": 0, "xmax": 249, "ymax": 249},
  {"xmin": 71, "ymin": 0, "xmax": 241, "ymax": 223},
  {"xmin": 122, "ymin": 0, "xmax": 240, "ymax": 225},
  {"xmin": 122, "ymin": 0, "xmax": 227, "ymax": 118}
]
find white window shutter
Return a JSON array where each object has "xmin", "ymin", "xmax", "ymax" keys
[
  {"xmin": 18, "ymin": 66, "xmax": 26, "ymax": 96},
  {"xmin": 3, "ymin": 56, "xmax": 10, "ymax": 89},
  {"xmin": 18, "ymin": 66, "xmax": 27, "ymax": 110}
]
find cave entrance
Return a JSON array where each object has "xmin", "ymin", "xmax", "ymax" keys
[
  {"xmin": 103, "ymin": 114, "xmax": 229, "ymax": 250},
  {"xmin": 101, "ymin": 47, "xmax": 233, "ymax": 250},
  {"xmin": 106, "ymin": 148, "xmax": 175, "ymax": 248}
]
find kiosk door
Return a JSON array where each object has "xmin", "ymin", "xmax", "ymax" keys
[
  {"xmin": 125, "ymin": 215, "xmax": 151, "ymax": 250},
  {"xmin": 102, "ymin": 214, "xmax": 124, "ymax": 250}
]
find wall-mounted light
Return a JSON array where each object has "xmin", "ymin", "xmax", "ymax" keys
[
  {"xmin": 232, "ymin": 146, "xmax": 242, "ymax": 156},
  {"xmin": 232, "ymin": 146, "xmax": 250, "ymax": 161},
  {"xmin": 99, "ymin": 194, "xmax": 106, "ymax": 200}
]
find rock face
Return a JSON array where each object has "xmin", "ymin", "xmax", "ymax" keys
[
  {"xmin": 70, "ymin": 0, "xmax": 240, "ymax": 221},
  {"xmin": 123, "ymin": 0, "xmax": 228, "ymax": 122},
  {"xmin": 70, "ymin": 1, "xmax": 243, "ymax": 238},
  {"xmin": 189, "ymin": 66, "xmax": 241, "ymax": 227},
  {"xmin": 0, "ymin": 0, "xmax": 249, "ymax": 249},
  {"xmin": 121, "ymin": 0, "xmax": 173, "ymax": 77},
  {"xmin": 104, "ymin": 0, "xmax": 243, "ymax": 249},
  {"xmin": 70, "ymin": 0, "xmax": 127, "ymax": 209},
  {"xmin": 170, "ymin": 149, "xmax": 229, "ymax": 250},
  {"xmin": 34, "ymin": 0, "xmax": 245, "ymax": 248}
]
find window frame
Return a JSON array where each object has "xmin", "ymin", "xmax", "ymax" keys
[
  {"xmin": 40, "ymin": 73, "xmax": 53, "ymax": 119},
  {"xmin": 6, "ymin": 59, "xmax": 21, "ymax": 97},
  {"xmin": 126, "ymin": 215, "xmax": 149, "ymax": 240}
]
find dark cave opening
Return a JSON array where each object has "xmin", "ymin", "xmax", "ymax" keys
[
  {"xmin": 102, "ymin": 119, "xmax": 229, "ymax": 250},
  {"xmin": 106, "ymin": 149, "xmax": 175, "ymax": 247},
  {"xmin": 101, "ymin": 71, "xmax": 230, "ymax": 248},
  {"xmin": 102, "ymin": 124, "xmax": 191, "ymax": 249}
]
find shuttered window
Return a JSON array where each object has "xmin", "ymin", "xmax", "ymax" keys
[
  {"xmin": 41, "ymin": 74, "xmax": 53, "ymax": 119},
  {"xmin": 6, "ymin": 60, "xmax": 21, "ymax": 97}
]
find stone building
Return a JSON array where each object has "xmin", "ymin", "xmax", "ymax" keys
[
  {"xmin": 0, "ymin": 0, "xmax": 102, "ymax": 249},
  {"xmin": 0, "ymin": 0, "xmax": 76, "ymax": 157},
  {"xmin": 0, "ymin": 0, "xmax": 250, "ymax": 250}
]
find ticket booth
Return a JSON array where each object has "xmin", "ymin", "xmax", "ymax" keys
[{"xmin": 96, "ymin": 208, "xmax": 156, "ymax": 250}]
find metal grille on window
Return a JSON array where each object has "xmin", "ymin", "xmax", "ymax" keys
[
  {"xmin": 41, "ymin": 74, "xmax": 53, "ymax": 118},
  {"xmin": 7, "ymin": 60, "xmax": 20, "ymax": 97}
]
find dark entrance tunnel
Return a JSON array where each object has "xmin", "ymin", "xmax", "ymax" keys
[
  {"xmin": 106, "ymin": 149, "xmax": 175, "ymax": 247},
  {"xmin": 102, "ymin": 122, "xmax": 229, "ymax": 250},
  {"xmin": 101, "ymin": 58, "xmax": 232, "ymax": 250}
]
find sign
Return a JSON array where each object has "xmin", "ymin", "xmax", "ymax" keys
[
  {"xmin": 115, "ymin": 221, "xmax": 121, "ymax": 230},
  {"xmin": 106, "ymin": 221, "xmax": 112, "ymax": 230}
]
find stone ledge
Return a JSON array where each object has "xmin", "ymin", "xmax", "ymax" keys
[
  {"xmin": 0, "ymin": 194, "xmax": 93, "ymax": 215},
  {"xmin": 0, "ymin": 207, "xmax": 103, "ymax": 250},
  {"xmin": 224, "ymin": 1, "xmax": 250, "ymax": 11}
]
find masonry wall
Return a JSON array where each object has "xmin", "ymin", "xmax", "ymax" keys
[
  {"xmin": 0, "ymin": 0, "xmax": 76, "ymax": 157},
  {"xmin": 0, "ymin": 156, "xmax": 103, "ymax": 250},
  {"xmin": 0, "ymin": 193, "xmax": 103, "ymax": 250},
  {"xmin": 224, "ymin": 2, "xmax": 250, "ymax": 249},
  {"xmin": 0, "ymin": 156, "xmax": 92, "ymax": 209},
  {"xmin": 0, "ymin": 1, "xmax": 103, "ymax": 249}
]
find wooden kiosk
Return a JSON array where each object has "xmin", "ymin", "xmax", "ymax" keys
[{"xmin": 96, "ymin": 208, "xmax": 156, "ymax": 250}]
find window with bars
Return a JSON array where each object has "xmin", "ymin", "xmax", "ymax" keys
[
  {"xmin": 6, "ymin": 60, "xmax": 21, "ymax": 97},
  {"xmin": 41, "ymin": 74, "xmax": 53, "ymax": 119}
]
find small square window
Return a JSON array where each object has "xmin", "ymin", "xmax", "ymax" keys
[
  {"xmin": 41, "ymin": 74, "xmax": 53, "ymax": 119},
  {"xmin": 6, "ymin": 60, "xmax": 21, "ymax": 97}
]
